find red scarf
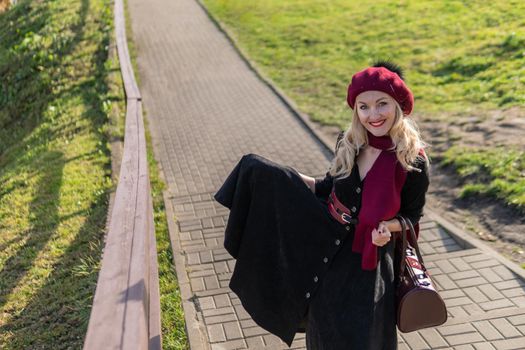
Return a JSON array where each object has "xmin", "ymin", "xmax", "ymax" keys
[{"xmin": 352, "ymin": 131, "xmax": 407, "ymax": 270}]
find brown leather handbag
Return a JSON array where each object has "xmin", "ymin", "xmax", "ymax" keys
[{"xmin": 394, "ymin": 215, "xmax": 448, "ymax": 333}]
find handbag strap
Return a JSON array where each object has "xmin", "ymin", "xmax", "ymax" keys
[
  {"xmin": 395, "ymin": 215, "xmax": 427, "ymax": 282},
  {"xmin": 396, "ymin": 215, "xmax": 408, "ymax": 279},
  {"xmin": 404, "ymin": 217, "xmax": 426, "ymax": 268}
]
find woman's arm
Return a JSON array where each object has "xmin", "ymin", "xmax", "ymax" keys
[
  {"xmin": 298, "ymin": 172, "xmax": 316, "ymax": 193},
  {"xmin": 388, "ymin": 157, "xmax": 430, "ymax": 238}
]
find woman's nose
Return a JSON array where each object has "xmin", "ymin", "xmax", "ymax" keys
[{"xmin": 369, "ymin": 109, "xmax": 381, "ymax": 120}]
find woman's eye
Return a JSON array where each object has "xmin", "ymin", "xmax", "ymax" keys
[
  {"xmin": 378, "ymin": 102, "xmax": 387, "ymax": 107},
  {"xmin": 359, "ymin": 105, "xmax": 367, "ymax": 110}
]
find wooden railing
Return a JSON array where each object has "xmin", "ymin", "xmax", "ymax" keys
[{"xmin": 83, "ymin": 0, "xmax": 161, "ymax": 348}]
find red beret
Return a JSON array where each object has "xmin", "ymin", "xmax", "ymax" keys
[{"xmin": 347, "ymin": 66, "xmax": 414, "ymax": 115}]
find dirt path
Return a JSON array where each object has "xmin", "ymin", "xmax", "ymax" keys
[{"xmin": 318, "ymin": 107, "xmax": 525, "ymax": 268}]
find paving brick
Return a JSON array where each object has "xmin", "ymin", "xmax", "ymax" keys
[
  {"xmin": 477, "ymin": 267, "xmax": 504, "ymax": 283},
  {"xmin": 215, "ymin": 261, "xmax": 231, "ymax": 274},
  {"xmin": 449, "ymin": 270, "xmax": 480, "ymax": 280},
  {"xmin": 492, "ymin": 265, "xmax": 518, "ymax": 281},
  {"xmin": 463, "ymin": 286, "xmax": 489, "ymax": 303},
  {"xmin": 204, "ymin": 275, "xmax": 220, "ymax": 289},
  {"xmin": 490, "ymin": 318, "xmax": 521, "ymax": 338},
  {"xmin": 245, "ymin": 336, "xmax": 265, "ymax": 348},
  {"xmin": 441, "ymin": 289, "xmax": 466, "ymax": 299},
  {"xmin": 456, "ymin": 277, "xmax": 487, "ymax": 288},
  {"xmin": 206, "ymin": 313, "xmax": 238, "ymax": 325},
  {"xmin": 214, "ymin": 294, "xmax": 232, "ymax": 308},
  {"xmin": 463, "ymin": 303, "xmax": 485, "ymax": 316},
  {"xmin": 463, "ymin": 254, "xmax": 493, "ymax": 263},
  {"xmin": 470, "ymin": 259, "xmax": 500, "ymax": 269},
  {"xmin": 512, "ymin": 296, "xmax": 525, "ymax": 307},
  {"xmin": 191, "ymin": 277, "xmax": 205, "ymax": 291},
  {"xmin": 224, "ymin": 321, "xmax": 243, "ymax": 340},
  {"xmin": 494, "ymin": 280, "xmax": 525, "ymax": 290},
  {"xmin": 243, "ymin": 326, "xmax": 268, "ymax": 338},
  {"xmin": 399, "ymin": 332, "xmax": 429, "ymax": 350},
  {"xmin": 434, "ymin": 274, "xmax": 459, "ymax": 290},
  {"xmin": 473, "ymin": 343, "xmax": 496, "ymax": 350},
  {"xmin": 478, "ymin": 284, "xmax": 505, "ymax": 300},
  {"xmin": 240, "ymin": 319, "xmax": 258, "ymax": 329},
  {"xmin": 448, "ymin": 305, "xmax": 470, "ymax": 318},
  {"xmin": 472, "ymin": 320, "xmax": 504, "ymax": 341},
  {"xmin": 445, "ymin": 332, "xmax": 484, "ymax": 346},
  {"xmin": 434, "ymin": 260, "xmax": 458, "ymax": 274},
  {"xmin": 446, "ymin": 296, "xmax": 473, "ymax": 307},
  {"xmin": 490, "ymin": 338, "xmax": 525, "ymax": 350},
  {"xmin": 418, "ymin": 328, "xmax": 448, "ymax": 348},
  {"xmin": 449, "ymin": 257, "xmax": 472, "ymax": 271},
  {"xmin": 208, "ymin": 324, "xmax": 226, "ymax": 343},
  {"xmin": 199, "ymin": 296, "xmax": 216, "ymax": 310},
  {"xmin": 479, "ymin": 299, "xmax": 515, "ymax": 311},
  {"xmin": 508, "ymin": 314, "xmax": 525, "ymax": 326},
  {"xmin": 439, "ymin": 323, "xmax": 477, "ymax": 336},
  {"xmin": 211, "ymin": 339, "xmax": 246, "ymax": 350},
  {"xmin": 455, "ymin": 345, "xmax": 475, "ymax": 350}
]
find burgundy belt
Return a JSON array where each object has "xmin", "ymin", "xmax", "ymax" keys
[{"xmin": 328, "ymin": 189, "xmax": 359, "ymax": 225}]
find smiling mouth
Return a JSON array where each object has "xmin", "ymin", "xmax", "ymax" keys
[{"xmin": 369, "ymin": 120, "xmax": 386, "ymax": 127}]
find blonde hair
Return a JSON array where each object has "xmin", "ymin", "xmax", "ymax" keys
[{"xmin": 329, "ymin": 103, "xmax": 430, "ymax": 179}]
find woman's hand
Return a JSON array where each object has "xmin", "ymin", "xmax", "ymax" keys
[{"xmin": 372, "ymin": 221, "xmax": 391, "ymax": 247}]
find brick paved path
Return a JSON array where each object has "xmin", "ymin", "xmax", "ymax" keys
[{"xmin": 127, "ymin": 0, "xmax": 525, "ymax": 348}]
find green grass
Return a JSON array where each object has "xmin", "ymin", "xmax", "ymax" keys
[
  {"xmin": 0, "ymin": 0, "xmax": 114, "ymax": 348},
  {"xmin": 202, "ymin": 0, "xmax": 525, "ymax": 126},
  {"xmin": 442, "ymin": 146, "xmax": 525, "ymax": 209},
  {"xmin": 201, "ymin": 0, "xmax": 525, "ymax": 211}
]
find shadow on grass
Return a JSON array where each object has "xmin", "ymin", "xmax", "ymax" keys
[
  {"xmin": 1, "ymin": 6, "xmax": 116, "ymax": 343},
  {"xmin": 0, "ymin": 151, "xmax": 64, "ymax": 309},
  {"xmin": 0, "ymin": 0, "xmax": 116, "ymax": 347},
  {"xmin": 2, "ymin": 193, "xmax": 108, "ymax": 349},
  {"xmin": 431, "ymin": 56, "xmax": 493, "ymax": 80}
]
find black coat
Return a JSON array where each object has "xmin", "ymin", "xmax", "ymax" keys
[{"xmin": 214, "ymin": 149, "xmax": 429, "ymax": 347}]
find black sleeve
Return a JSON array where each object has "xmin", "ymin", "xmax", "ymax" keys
[
  {"xmin": 315, "ymin": 173, "xmax": 334, "ymax": 198},
  {"xmin": 314, "ymin": 131, "xmax": 344, "ymax": 198},
  {"xmin": 398, "ymin": 157, "xmax": 430, "ymax": 227}
]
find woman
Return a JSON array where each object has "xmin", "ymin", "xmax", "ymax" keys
[{"xmin": 214, "ymin": 61, "xmax": 430, "ymax": 350}]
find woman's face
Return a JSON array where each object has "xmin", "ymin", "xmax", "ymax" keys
[{"xmin": 356, "ymin": 90, "xmax": 397, "ymax": 137}]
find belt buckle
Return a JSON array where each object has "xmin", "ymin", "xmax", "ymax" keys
[{"xmin": 341, "ymin": 213, "xmax": 353, "ymax": 224}]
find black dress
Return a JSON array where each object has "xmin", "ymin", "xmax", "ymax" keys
[
  {"xmin": 214, "ymin": 149, "xmax": 429, "ymax": 349},
  {"xmin": 304, "ymin": 155, "xmax": 429, "ymax": 350}
]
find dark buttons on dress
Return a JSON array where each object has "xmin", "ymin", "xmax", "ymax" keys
[
  {"xmin": 306, "ymin": 292, "xmax": 311, "ymax": 299},
  {"xmin": 313, "ymin": 276, "xmax": 319, "ymax": 282},
  {"xmin": 356, "ymin": 187, "xmax": 361, "ymax": 193},
  {"xmin": 323, "ymin": 257, "xmax": 328, "ymax": 263},
  {"xmin": 335, "ymin": 239, "xmax": 341, "ymax": 245},
  {"xmin": 351, "ymin": 206, "xmax": 357, "ymax": 212}
]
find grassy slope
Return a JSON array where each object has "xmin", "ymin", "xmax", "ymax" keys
[
  {"xmin": 0, "ymin": 0, "xmax": 113, "ymax": 348},
  {"xmin": 201, "ymin": 0, "xmax": 525, "ymax": 211}
]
